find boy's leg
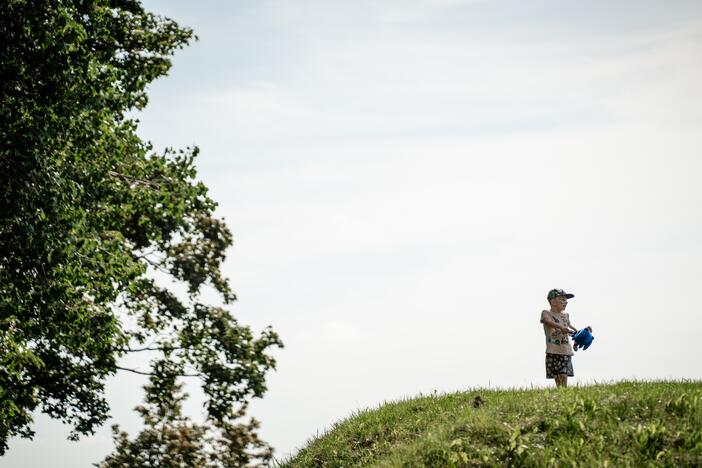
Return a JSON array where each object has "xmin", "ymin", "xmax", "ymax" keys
[{"xmin": 555, "ymin": 374, "xmax": 568, "ymax": 387}]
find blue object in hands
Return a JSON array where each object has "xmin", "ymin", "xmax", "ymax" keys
[{"xmin": 571, "ymin": 328, "xmax": 594, "ymax": 351}]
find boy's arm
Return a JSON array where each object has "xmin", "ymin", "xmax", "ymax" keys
[{"xmin": 540, "ymin": 316, "xmax": 571, "ymax": 334}]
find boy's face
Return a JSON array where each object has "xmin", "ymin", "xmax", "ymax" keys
[{"xmin": 549, "ymin": 296, "xmax": 568, "ymax": 311}]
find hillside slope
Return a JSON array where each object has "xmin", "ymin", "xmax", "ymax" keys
[{"xmin": 280, "ymin": 381, "xmax": 702, "ymax": 467}]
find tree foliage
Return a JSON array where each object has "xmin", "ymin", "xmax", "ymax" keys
[
  {"xmin": 98, "ymin": 363, "xmax": 273, "ymax": 467},
  {"xmin": 0, "ymin": 0, "xmax": 282, "ymax": 458}
]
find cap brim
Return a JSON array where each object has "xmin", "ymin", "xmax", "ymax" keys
[{"xmin": 564, "ymin": 293, "xmax": 575, "ymax": 299}]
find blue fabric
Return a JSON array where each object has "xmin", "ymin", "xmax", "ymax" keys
[{"xmin": 571, "ymin": 328, "xmax": 594, "ymax": 351}]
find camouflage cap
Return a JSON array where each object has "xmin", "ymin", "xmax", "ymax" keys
[{"xmin": 547, "ymin": 288, "xmax": 575, "ymax": 300}]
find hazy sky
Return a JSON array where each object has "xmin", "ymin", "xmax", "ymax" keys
[{"xmin": 5, "ymin": 1, "xmax": 702, "ymax": 466}]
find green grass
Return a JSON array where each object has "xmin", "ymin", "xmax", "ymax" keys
[{"xmin": 278, "ymin": 381, "xmax": 702, "ymax": 467}]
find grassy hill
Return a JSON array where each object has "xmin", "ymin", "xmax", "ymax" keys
[{"xmin": 279, "ymin": 381, "xmax": 702, "ymax": 467}]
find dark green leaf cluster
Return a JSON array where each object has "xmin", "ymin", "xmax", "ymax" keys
[{"xmin": 0, "ymin": 0, "xmax": 282, "ymax": 457}]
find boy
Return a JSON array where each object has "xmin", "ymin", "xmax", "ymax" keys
[{"xmin": 540, "ymin": 289, "xmax": 592, "ymax": 388}]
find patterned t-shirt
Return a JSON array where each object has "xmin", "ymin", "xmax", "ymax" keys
[{"xmin": 540, "ymin": 310, "xmax": 574, "ymax": 356}]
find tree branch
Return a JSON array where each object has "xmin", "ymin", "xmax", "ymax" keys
[
  {"xmin": 121, "ymin": 346, "xmax": 186, "ymax": 353},
  {"xmin": 136, "ymin": 253, "xmax": 170, "ymax": 274},
  {"xmin": 108, "ymin": 170, "xmax": 161, "ymax": 188},
  {"xmin": 116, "ymin": 366, "xmax": 201, "ymax": 378}
]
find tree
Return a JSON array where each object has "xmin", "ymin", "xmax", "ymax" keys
[
  {"xmin": 0, "ymin": 0, "xmax": 282, "ymax": 458},
  {"xmin": 98, "ymin": 362, "xmax": 273, "ymax": 467}
]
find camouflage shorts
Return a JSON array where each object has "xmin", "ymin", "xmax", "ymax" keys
[{"xmin": 545, "ymin": 353, "xmax": 574, "ymax": 378}]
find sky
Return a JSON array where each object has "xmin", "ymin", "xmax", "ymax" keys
[{"xmin": 5, "ymin": 1, "xmax": 702, "ymax": 466}]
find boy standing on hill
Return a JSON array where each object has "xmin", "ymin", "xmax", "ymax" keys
[{"xmin": 540, "ymin": 289, "xmax": 592, "ymax": 388}]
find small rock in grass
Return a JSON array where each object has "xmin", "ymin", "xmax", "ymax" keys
[{"xmin": 472, "ymin": 395, "xmax": 484, "ymax": 408}]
